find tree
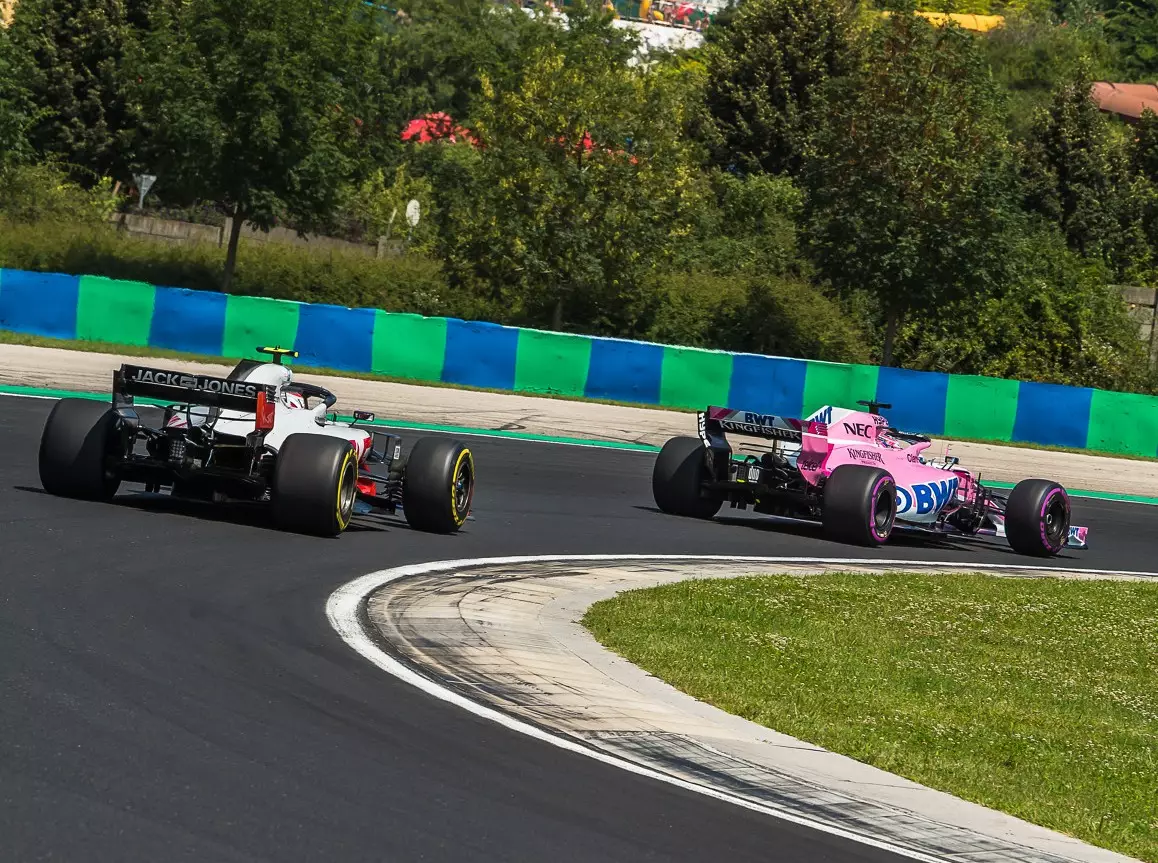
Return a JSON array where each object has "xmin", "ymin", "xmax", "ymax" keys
[
  {"xmin": 981, "ymin": 5, "xmax": 1116, "ymax": 139},
  {"xmin": 893, "ymin": 225, "xmax": 1155, "ymax": 393},
  {"xmin": 801, "ymin": 14, "xmax": 1015, "ymax": 365},
  {"xmin": 133, "ymin": 0, "xmax": 392, "ymax": 289},
  {"xmin": 0, "ymin": 23, "xmax": 33, "ymax": 173},
  {"xmin": 700, "ymin": 0, "xmax": 855, "ymax": 175},
  {"xmin": 1105, "ymin": 0, "xmax": 1158, "ymax": 80},
  {"xmin": 430, "ymin": 8, "xmax": 700, "ymax": 334},
  {"xmin": 5, "ymin": 0, "xmax": 150, "ymax": 181},
  {"xmin": 1018, "ymin": 66, "xmax": 1152, "ymax": 281}
]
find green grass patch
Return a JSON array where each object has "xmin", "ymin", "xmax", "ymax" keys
[{"xmin": 583, "ymin": 572, "xmax": 1158, "ymax": 861}]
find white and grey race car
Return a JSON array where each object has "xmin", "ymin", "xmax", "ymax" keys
[{"xmin": 38, "ymin": 347, "xmax": 474, "ymax": 536}]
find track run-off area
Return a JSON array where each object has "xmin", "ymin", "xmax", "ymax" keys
[{"xmin": 1, "ymin": 393, "xmax": 1154, "ymax": 862}]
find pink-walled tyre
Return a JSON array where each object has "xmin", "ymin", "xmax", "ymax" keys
[
  {"xmin": 1005, "ymin": 479, "xmax": 1070, "ymax": 557},
  {"xmin": 822, "ymin": 465, "xmax": 896, "ymax": 546}
]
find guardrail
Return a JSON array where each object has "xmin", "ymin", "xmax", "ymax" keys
[{"xmin": 1, "ymin": 267, "xmax": 1156, "ymax": 456}]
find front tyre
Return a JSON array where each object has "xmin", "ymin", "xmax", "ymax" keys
[
  {"xmin": 402, "ymin": 438, "xmax": 474, "ymax": 534},
  {"xmin": 822, "ymin": 465, "xmax": 896, "ymax": 546},
  {"xmin": 39, "ymin": 398, "xmax": 122, "ymax": 500},
  {"xmin": 652, "ymin": 436, "xmax": 722, "ymax": 519},
  {"xmin": 272, "ymin": 434, "xmax": 359, "ymax": 537},
  {"xmin": 1005, "ymin": 478, "xmax": 1070, "ymax": 557}
]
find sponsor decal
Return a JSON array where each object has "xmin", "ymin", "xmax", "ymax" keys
[
  {"xmin": 842, "ymin": 422, "xmax": 873, "ymax": 438},
  {"xmin": 906, "ymin": 451, "xmax": 919, "ymax": 462},
  {"xmin": 718, "ymin": 420, "xmax": 801, "ymax": 441},
  {"xmin": 697, "ymin": 411, "xmax": 710, "ymax": 447},
  {"xmin": 798, "ymin": 456, "xmax": 823, "ymax": 472},
  {"xmin": 130, "ymin": 368, "xmax": 261, "ymax": 399},
  {"xmin": 896, "ymin": 477, "xmax": 959, "ymax": 516},
  {"xmin": 846, "ymin": 448, "xmax": 884, "ymax": 464},
  {"xmin": 810, "ymin": 406, "xmax": 833, "ymax": 424}
]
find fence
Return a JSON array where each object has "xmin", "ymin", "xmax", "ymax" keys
[{"xmin": 2, "ymin": 267, "xmax": 1157, "ymax": 456}]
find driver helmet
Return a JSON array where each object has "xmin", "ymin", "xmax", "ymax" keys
[{"xmin": 283, "ymin": 390, "xmax": 307, "ymax": 409}]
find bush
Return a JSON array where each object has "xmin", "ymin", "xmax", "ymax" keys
[
  {"xmin": 0, "ymin": 163, "xmax": 116, "ymax": 224},
  {"xmin": 894, "ymin": 226, "xmax": 1158, "ymax": 393},
  {"xmin": 648, "ymin": 270, "xmax": 870, "ymax": 363},
  {"xmin": 0, "ymin": 220, "xmax": 467, "ymax": 316}
]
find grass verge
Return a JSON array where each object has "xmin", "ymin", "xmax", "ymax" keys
[{"xmin": 583, "ymin": 572, "xmax": 1158, "ymax": 862}]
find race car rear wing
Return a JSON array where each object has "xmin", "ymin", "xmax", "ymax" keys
[
  {"xmin": 700, "ymin": 406, "xmax": 807, "ymax": 445},
  {"xmin": 113, "ymin": 364, "xmax": 278, "ymax": 413}
]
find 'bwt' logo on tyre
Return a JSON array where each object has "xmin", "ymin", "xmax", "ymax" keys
[{"xmin": 896, "ymin": 478, "xmax": 959, "ymax": 515}]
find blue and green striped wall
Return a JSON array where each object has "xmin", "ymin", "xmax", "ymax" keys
[{"xmin": 2, "ymin": 267, "xmax": 1156, "ymax": 456}]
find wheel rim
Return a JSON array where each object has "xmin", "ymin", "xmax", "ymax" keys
[
  {"xmin": 1041, "ymin": 490, "xmax": 1068, "ymax": 547},
  {"xmin": 871, "ymin": 478, "xmax": 896, "ymax": 541},
  {"xmin": 452, "ymin": 451, "xmax": 474, "ymax": 524},
  {"xmin": 338, "ymin": 458, "xmax": 357, "ymax": 525}
]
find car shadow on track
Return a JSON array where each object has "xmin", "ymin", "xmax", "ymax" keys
[
  {"xmin": 16, "ymin": 485, "xmax": 393, "ymax": 536},
  {"xmin": 632, "ymin": 503, "xmax": 1078, "ymax": 561}
]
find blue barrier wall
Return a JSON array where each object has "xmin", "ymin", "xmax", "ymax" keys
[{"xmin": 0, "ymin": 267, "xmax": 1154, "ymax": 456}]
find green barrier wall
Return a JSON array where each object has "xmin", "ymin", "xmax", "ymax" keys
[{"xmin": 1, "ymin": 267, "xmax": 1156, "ymax": 456}]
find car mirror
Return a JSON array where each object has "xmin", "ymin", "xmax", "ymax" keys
[{"xmin": 353, "ymin": 410, "xmax": 375, "ymax": 422}]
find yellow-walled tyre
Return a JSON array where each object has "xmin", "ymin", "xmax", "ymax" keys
[
  {"xmin": 402, "ymin": 438, "xmax": 474, "ymax": 534},
  {"xmin": 272, "ymin": 434, "xmax": 358, "ymax": 537}
]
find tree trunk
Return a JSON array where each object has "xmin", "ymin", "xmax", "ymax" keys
[
  {"xmin": 882, "ymin": 308, "xmax": 901, "ymax": 367},
  {"xmin": 222, "ymin": 205, "xmax": 244, "ymax": 292},
  {"xmin": 551, "ymin": 295, "xmax": 564, "ymax": 331}
]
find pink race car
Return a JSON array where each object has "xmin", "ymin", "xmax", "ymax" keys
[{"xmin": 653, "ymin": 400, "xmax": 1088, "ymax": 556}]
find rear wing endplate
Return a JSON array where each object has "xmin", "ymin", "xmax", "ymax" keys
[{"xmin": 113, "ymin": 364, "xmax": 277, "ymax": 413}]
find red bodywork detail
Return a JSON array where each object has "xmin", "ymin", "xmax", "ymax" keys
[
  {"xmin": 255, "ymin": 392, "xmax": 276, "ymax": 431},
  {"xmin": 356, "ymin": 478, "xmax": 376, "ymax": 497}
]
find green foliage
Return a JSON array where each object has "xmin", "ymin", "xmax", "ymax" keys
[
  {"xmin": 0, "ymin": 25, "xmax": 33, "ymax": 172},
  {"xmin": 1018, "ymin": 67, "xmax": 1154, "ymax": 281},
  {"xmin": 0, "ymin": 163, "xmax": 117, "ymax": 224},
  {"xmin": 895, "ymin": 225, "xmax": 1156, "ymax": 392},
  {"xmin": 802, "ymin": 13, "xmax": 1015, "ymax": 364},
  {"xmin": 648, "ymin": 270, "xmax": 869, "ymax": 362},
  {"xmin": 672, "ymin": 171, "xmax": 803, "ymax": 276},
  {"xmin": 385, "ymin": 0, "xmax": 550, "ymax": 123},
  {"xmin": 1105, "ymin": 0, "xmax": 1158, "ymax": 80},
  {"xmin": 0, "ymin": 220, "xmax": 460, "ymax": 315},
  {"xmin": 700, "ymin": 0, "xmax": 854, "ymax": 174},
  {"xmin": 432, "ymin": 7, "xmax": 699, "ymax": 333},
  {"xmin": 4, "ymin": 0, "xmax": 148, "ymax": 181},
  {"xmin": 132, "ymin": 0, "xmax": 396, "ymax": 285},
  {"xmin": 981, "ymin": 8, "xmax": 1116, "ymax": 137},
  {"xmin": 343, "ymin": 165, "xmax": 437, "ymax": 252}
]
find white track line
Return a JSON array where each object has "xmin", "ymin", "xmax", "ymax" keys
[{"xmin": 326, "ymin": 554, "xmax": 1158, "ymax": 863}]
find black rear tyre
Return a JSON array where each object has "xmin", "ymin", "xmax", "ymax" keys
[
  {"xmin": 38, "ymin": 398, "xmax": 122, "ymax": 500},
  {"xmin": 272, "ymin": 434, "xmax": 359, "ymax": 537},
  {"xmin": 822, "ymin": 465, "xmax": 896, "ymax": 546},
  {"xmin": 1005, "ymin": 478, "xmax": 1070, "ymax": 557},
  {"xmin": 402, "ymin": 437, "xmax": 474, "ymax": 534},
  {"xmin": 652, "ymin": 436, "xmax": 722, "ymax": 519}
]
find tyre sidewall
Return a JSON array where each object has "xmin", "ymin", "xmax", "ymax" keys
[
  {"xmin": 1005, "ymin": 479, "xmax": 1069, "ymax": 557},
  {"xmin": 822, "ymin": 464, "xmax": 896, "ymax": 546},
  {"xmin": 652, "ymin": 436, "xmax": 721, "ymax": 519},
  {"xmin": 38, "ymin": 398, "xmax": 122, "ymax": 500},
  {"xmin": 402, "ymin": 437, "xmax": 473, "ymax": 534},
  {"xmin": 272, "ymin": 434, "xmax": 358, "ymax": 536}
]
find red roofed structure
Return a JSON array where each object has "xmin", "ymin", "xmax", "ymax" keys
[{"xmin": 1091, "ymin": 82, "xmax": 1158, "ymax": 123}]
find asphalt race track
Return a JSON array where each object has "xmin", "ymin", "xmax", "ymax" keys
[{"xmin": 2, "ymin": 394, "xmax": 1154, "ymax": 863}]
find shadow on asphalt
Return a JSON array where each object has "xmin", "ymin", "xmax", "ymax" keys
[
  {"xmin": 16, "ymin": 484, "xmax": 393, "ymax": 536},
  {"xmin": 631, "ymin": 501, "xmax": 1085, "ymax": 563}
]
